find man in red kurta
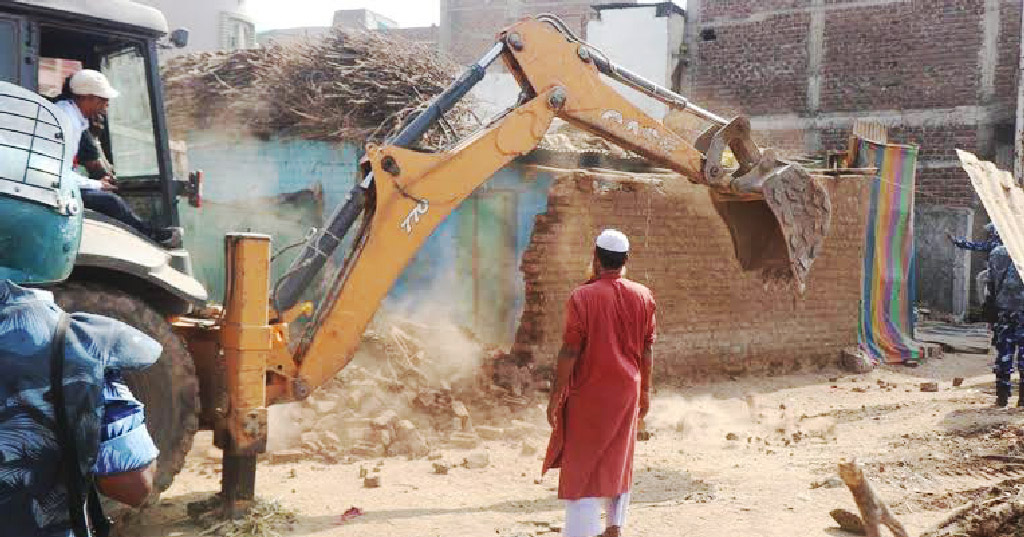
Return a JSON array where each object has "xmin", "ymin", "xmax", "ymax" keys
[{"xmin": 543, "ymin": 229, "xmax": 656, "ymax": 537}]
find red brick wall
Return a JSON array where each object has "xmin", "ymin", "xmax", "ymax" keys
[
  {"xmin": 820, "ymin": 1, "xmax": 985, "ymax": 112},
  {"xmin": 995, "ymin": 1, "xmax": 1024, "ymax": 109},
  {"xmin": 691, "ymin": 12, "xmax": 811, "ymax": 116},
  {"xmin": 690, "ymin": 0, "xmax": 1021, "ymax": 209},
  {"xmin": 513, "ymin": 171, "xmax": 869, "ymax": 384}
]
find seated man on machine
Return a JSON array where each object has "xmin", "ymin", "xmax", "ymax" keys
[{"xmin": 54, "ymin": 69, "xmax": 181, "ymax": 248}]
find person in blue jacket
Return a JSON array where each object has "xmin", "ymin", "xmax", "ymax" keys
[
  {"xmin": 948, "ymin": 222, "xmax": 1001, "ymax": 253},
  {"xmin": 0, "ymin": 81, "xmax": 160, "ymax": 537}
]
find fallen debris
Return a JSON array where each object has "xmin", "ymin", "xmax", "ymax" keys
[
  {"xmin": 812, "ymin": 477, "xmax": 845, "ymax": 489},
  {"xmin": 840, "ymin": 347, "xmax": 874, "ymax": 374},
  {"xmin": 268, "ymin": 449, "xmax": 305, "ymax": 465},
  {"xmin": 922, "ymin": 479, "xmax": 1024, "ymax": 537},
  {"xmin": 463, "ymin": 451, "xmax": 490, "ymax": 470},
  {"xmin": 920, "ymin": 382, "xmax": 940, "ymax": 393},
  {"xmin": 363, "ymin": 476, "xmax": 381, "ymax": 489},
  {"xmin": 830, "ymin": 508, "xmax": 866, "ymax": 535},
  {"xmin": 197, "ymin": 498, "xmax": 296, "ymax": 537},
  {"xmin": 338, "ymin": 507, "xmax": 364, "ymax": 524},
  {"xmin": 268, "ymin": 317, "xmax": 545, "ymax": 463}
]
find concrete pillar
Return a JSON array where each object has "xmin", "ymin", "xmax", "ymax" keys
[
  {"xmin": 980, "ymin": 0, "xmax": 1000, "ymax": 104},
  {"xmin": 682, "ymin": 0, "xmax": 702, "ymax": 97},
  {"xmin": 804, "ymin": 0, "xmax": 825, "ymax": 153},
  {"xmin": 977, "ymin": 0, "xmax": 1000, "ymax": 165},
  {"xmin": 806, "ymin": 0, "xmax": 824, "ymax": 115},
  {"xmin": 439, "ymin": 0, "xmax": 452, "ymax": 57}
]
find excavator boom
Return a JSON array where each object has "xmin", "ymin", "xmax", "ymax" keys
[{"xmin": 272, "ymin": 16, "xmax": 833, "ymax": 387}]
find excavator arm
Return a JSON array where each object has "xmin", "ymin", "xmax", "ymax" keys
[
  {"xmin": 268, "ymin": 16, "xmax": 832, "ymax": 399},
  {"xmin": 209, "ymin": 16, "xmax": 832, "ymax": 512}
]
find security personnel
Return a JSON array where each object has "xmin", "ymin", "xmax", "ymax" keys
[
  {"xmin": 0, "ymin": 81, "xmax": 160, "ymax": 536},
  {"xmin": 987, "ymin": 245, "xmax": 1024, "ymax": 407}
]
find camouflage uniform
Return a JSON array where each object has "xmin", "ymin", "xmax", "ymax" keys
[{"xmin": 988, "ymin": 246, "xmax": 1024, "ymax": 406}]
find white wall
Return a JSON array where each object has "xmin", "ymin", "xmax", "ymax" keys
[
  {"xmin": 462, "ymin": 5, "xmax": 686, "ymax": 124},
  {"xmin": 137, "ymin": 0, "xmax": 255, "ymax": 56},
  {"xmin": 472, "ymin": 72, "xmax": 522, "ymax": 120},
  {"xmin": 586, "ymin": 5, "xmax": 683, "ymax": 119}
]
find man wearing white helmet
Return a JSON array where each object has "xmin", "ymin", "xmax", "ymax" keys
[
  {"xmin": 543, "ymin": 229, "xmax": 657, "ymax": 537},
  {"xmin": 54, "ymin": 70, "xmax": 180, "ymax": 247}
]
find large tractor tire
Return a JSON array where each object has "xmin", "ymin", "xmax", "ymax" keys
[{"xmin": 53, "ymin": 282, "xmax": 200, "ymax": 495}]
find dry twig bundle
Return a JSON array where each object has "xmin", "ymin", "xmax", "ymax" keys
[{"xmin": 163, "ymin": 30, "xmax": 480, "ymax": 149}]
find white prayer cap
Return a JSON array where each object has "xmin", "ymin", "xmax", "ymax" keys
[{"xmin": 595, "ymin": 229, "xmax": 629, "ymax": 253}]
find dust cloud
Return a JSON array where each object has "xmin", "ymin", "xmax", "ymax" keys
[
  {"xmin": 647, "ymin": 393, "xmax": 836, "ymax": 447},
  {"xmin": 264, "ymin": 286, "xmax": 543, "ymax": 461}
]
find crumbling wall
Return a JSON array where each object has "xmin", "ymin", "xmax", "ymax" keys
[{"xmin": 512, "ymin": 171, "xmax": 869, "ymax": 383}]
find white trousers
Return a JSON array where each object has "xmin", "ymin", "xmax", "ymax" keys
[{"xmin": 564, "ymin": 492, "xmax": 631, "ymax": 537}]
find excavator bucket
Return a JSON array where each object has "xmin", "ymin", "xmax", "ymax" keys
[
  {"xmin": 690, "ymin": 115, "xmax": 832, "ymax": 292},
  {"xmin": 711, "ymin": 162, "xmax": 832, "ymax": 292}
]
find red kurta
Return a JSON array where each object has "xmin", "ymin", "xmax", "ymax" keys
[{"xmin": 542, "ymin": 271, "xmax": 657, "ymax": 500}]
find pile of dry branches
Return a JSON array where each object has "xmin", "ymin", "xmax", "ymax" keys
[{"xmin": 163, "ymin": 30, "xmax": 480, "ymax": 148}]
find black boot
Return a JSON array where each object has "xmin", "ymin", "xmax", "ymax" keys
[
  {"xmin": 997, "ymin": 379, "xmax": 1011, "ymax": 407},
  {"xmin": 1017, "ymin": 383, "xmax": 1024, "ymax": 408}
]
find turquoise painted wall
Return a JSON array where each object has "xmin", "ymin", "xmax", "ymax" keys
[{"xmin": 179, "ymin": 133, "xmax": 552, "ymax": 345}]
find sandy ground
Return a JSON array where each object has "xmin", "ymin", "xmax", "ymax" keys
[{"xmin": 123, "ymin": 345, "xmax": 1024, "ymax": 537}]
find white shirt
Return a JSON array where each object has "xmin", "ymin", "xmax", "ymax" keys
[{"xmin": 54, "ymin": 99, "xmax": 104, "ymax": 190}]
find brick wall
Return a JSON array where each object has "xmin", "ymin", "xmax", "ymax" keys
[
  {"xmin": 442, "ymin": 0, "xmax": 637, "ymax": 64},
  {"xmin": 512, "ymin": 171, "xmax": 869, "ymax": 384},
  {"xmin": 688, "ymin": 0, "xmax": 1021, "ymax": 209},
  {"xmin": 995, "ymin": 1, "xmax": 1024, "ymax": 109},
  {"xmin": 691, "ymin": 11, "xmax": 811, "ymax": 116}
]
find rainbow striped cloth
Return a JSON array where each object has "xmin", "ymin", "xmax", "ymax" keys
[{"xmin": 855, "ymin": 138, "xmax": 924, "ymax": 364}]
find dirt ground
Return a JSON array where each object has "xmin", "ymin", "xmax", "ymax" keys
[{"xmin": 123, "ymin": 334, "xmax": 1024, "ymax": 537}]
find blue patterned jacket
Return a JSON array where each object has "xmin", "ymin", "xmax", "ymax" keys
[
  {"xmin": 0, "ymin": 281, "xmax": 160, "ymax": 536},
  {"xmin": 952, "ymin": 237, "xmax": 1001, "ymax": 252},
  {"xmin": 989, "ymin": 247, "xmax": 1024, "ymax": 312}
]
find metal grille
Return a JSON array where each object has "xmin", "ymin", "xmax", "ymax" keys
[{"xmin": 0, "ymin": 86, "xmax": 67, "ymax": 209}]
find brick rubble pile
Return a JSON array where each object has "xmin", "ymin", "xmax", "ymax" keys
[{"xmin": 268, "ymin": 318, "xmax": 547, "ymax": 463}]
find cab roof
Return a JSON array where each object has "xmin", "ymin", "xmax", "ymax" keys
[{"xmin": 8, "ymin": 0, "xmax": 168, "ymax": 34}]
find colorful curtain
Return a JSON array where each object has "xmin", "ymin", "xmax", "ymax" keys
[{"xmin": 856, "ymin": 138, "xmax": 924, "ymax": 364}]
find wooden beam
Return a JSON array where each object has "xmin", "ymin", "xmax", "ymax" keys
[{"xmin": 838, "ymin": 459, "xmax": 908, "ymax": 537}]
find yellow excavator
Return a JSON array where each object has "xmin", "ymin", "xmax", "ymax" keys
[{"xmin": 1, "ymin": 1, "xmax": 831, "ymax": 514}]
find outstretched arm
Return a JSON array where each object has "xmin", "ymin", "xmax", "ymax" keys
[{"xmin": 948, "ymin": 232, "xmax": 996, "ymax": 252}]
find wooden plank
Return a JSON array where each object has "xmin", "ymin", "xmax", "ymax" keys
[
  {"xmin": 958, "ymin": 151, "xmax": 1024, "ymax": 276},
  {"xmin": 838, "ymin": 459, "xmax": 908, "ymax": 537}
]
